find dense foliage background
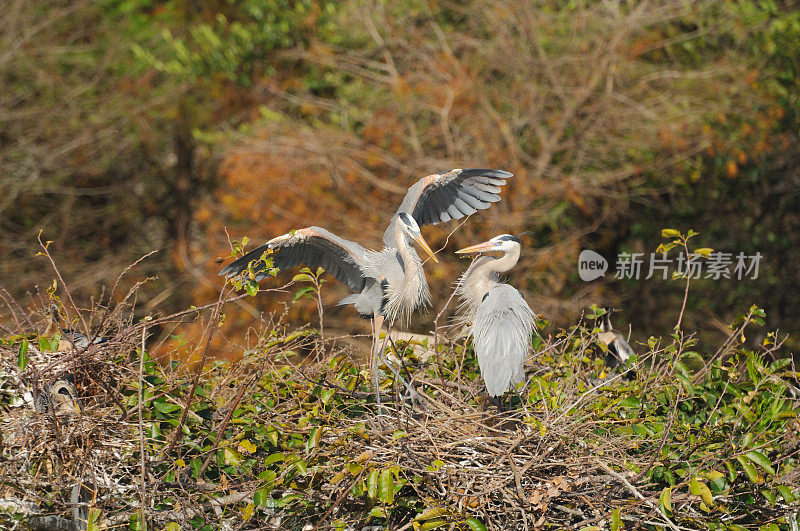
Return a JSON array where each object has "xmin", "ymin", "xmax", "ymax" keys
[
  {"xmin": 2, "ymin": 0, "xmax": 799, "ymax": 348},
  {"xmin": 2, "ymin": 2, "xmax": 800, "ymax": 529}
]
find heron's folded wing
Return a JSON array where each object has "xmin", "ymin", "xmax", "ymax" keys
[
  {"xmin": 383, "ymin": 169, "xmax": 511, "ymax": 247},
  {"xmin": 219, "ymin": 227, "xmax": 368, "ymax": 293},
  {"xmin": 472, "ymin": 284, "xmax": 534, "ymax": 397}
]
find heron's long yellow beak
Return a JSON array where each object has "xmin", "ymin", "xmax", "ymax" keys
[
  {"xmin": 413, "ymin": 234, "xmax": 439, "ymax": 263},
  {"xmin": 455, "ymin": 240, "xmax": 495, "ymax": 254}
]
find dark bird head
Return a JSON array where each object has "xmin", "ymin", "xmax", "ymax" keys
[{"xmin": 597, "ymin": 306, "xmax": 617, "ymax": 332}]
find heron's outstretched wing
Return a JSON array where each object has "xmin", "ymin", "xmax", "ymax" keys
[
  {"xmin": 383, "ymin": 168, "xmax": 511, "ymax": 247},
  {"xmin": 219, "ymin": 227, "xmax": 368, "ymax": 293},
  {"xmin": 472, "ymin": 284, "xmax": 534, "ymax": 397}
]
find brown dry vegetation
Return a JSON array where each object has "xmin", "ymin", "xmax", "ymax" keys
[{"xmin": 1, "ymin": 0, "xmax": 798, "ymax": 353}]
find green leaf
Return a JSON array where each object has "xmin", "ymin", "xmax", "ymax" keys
[
  {"xmin": 264, "ymin": 452, "xmax": 285, "ymax": 467},
  {"xmin": 661, "ymin": 228, "xmax": 681, "ymax": 238},
  {"xmin": 464, "ymin": 518, "xmax": 488, "ymax": 531},
  {"xmin": 735, "ymin": 456, "xmax": 761, "ymax": 483},
  {"xmin": 659, "ymin": 487, "xmax": 672, "ymax": 516},
  {"xmin": 153, "ymin": 401, "xmax": 181, "ymax": 414},
  {"xmin": 610, "ymin": 508, "xmax": 621, "ymax": 531},
  {"xmin": 761, "ymin": 489, "xmax": 777, "ymax": 506},
  {"xmin": 292, "ymin": 286, "xmax": 315, "ymax": 302},
  {"xmin": 759, "ymin": 524, "xmax": 780, "ymax": 531},
  {"xmin": 656, "ymin": 242, "xmax": 677, "ymax": 253},
  {"xmin": 128, "ymin": 513, "xmax": 143, "ymax": 531},
  {"xmin": 246, "ymin": 281, "xmax": 259, "ymax": 297},
  {"xmin": 223, "ymin": 447, "xmax": 242, "ymax": 467},
  {"xmin": 378, "ymin": 469, "xmax": 394, "ymax": 504},
  {"xmin": 39, "ymin": 335, "xmax": 57, "ymax": 352},
  {"xmin": 391, "ymin": 429, "xmax": 408, "ymax": 440},
  {"xmin": 416, "ymin": 507, "xmax": 450, "ymax": 521},
  {"xmin": 619, "ymin": 397, "xmax": 641, "ymax": 409},
  {"xmin": 239, "ymin": 439, "xmax": 257, "ymax": 454},
  {"xmin": 745, "ymin": 450, "xmax": 776, "ymax": 476},
  {"xmin": 305, "ymin": 427, "xmax": 322, "ymax": 452},
  {"xmin": 291, "ymin": 273, "xmax": 314, "ymax": 283},
  {"xmin": 17, "ymin": 339, "xmax": 29, "ymax": 371},
  {"xmin": 86, "ymin": 508, "xmax": 102, "ymax": 531},
  {"xmin": 777, "ymin": 485, "xmax": 795, "ymax": 503},
  {"xmin": 320, "ymin": 387, "xmax": 336, "ymax": 405},
  {"xmin": 266, "ymin": 426, "xmax": 279, "ymax": 447},
  {"xmin": 257, "ymin": 470, "xmax": 278, "ymax": 496},
  {"xmin": 366, "ymin": 469, "xmax": 379, "ymax": 499},
  {"xmin": 693, "ymin": 247, "xmax": 714, "ymax": 257},
  {"xmin": 689, "ymin": 477, "xmax": 714, "ymax": 506},
  {"xmin": 369, "ymin": 506, "xmax": 387, "ymax": 519},
  {"xmin": 426, "ymin": 459, "xmax": 444, "ymax": 472}
]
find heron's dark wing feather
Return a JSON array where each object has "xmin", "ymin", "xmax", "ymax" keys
[
  {"xmin": 219, "ymin": 227, "xmax": 367, "ymax": 293},
  {"xmin": 383, "ymin": 169, "xmax": 511, "ymax": 247}
]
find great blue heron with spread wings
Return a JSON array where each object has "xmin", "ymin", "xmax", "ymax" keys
[
  {"xmin": 219, "ymin": 168, "xmax": 512, "ymax": 398},
  {"xmin": 454, "ymin": 234, "xmax": 535, "ymax": 402}
]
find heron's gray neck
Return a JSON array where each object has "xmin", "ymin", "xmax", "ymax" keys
[
  {"xmin": 384, "ymin": 219, "xmax": 430, "ymax": 324},
  {"xmin": 600, "ymin": 313, "xmax": 612, "ymax": 332},
  {"xmin": 473, "ymin": 244, "xmax": 520, "ymax": 280},
  {"xmin": 392, "ymin": 221, "xmax": 416, "ymax": 270},
  {"xmin": 458, "ymin": 245, "xmax": 521, "ymax": 314}
]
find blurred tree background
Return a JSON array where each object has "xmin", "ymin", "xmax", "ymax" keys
[{"xmin": 2, "ymin": 0, "xmax": 798, "ymax": 349}]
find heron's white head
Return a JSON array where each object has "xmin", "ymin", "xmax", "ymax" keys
[
  {"xmin": 397, "ymin": 213, "xmax": 438, "ymax": 263},
  {"xmin": 455, "ymin": 234, "xmax": 521, "ymax": 255}
]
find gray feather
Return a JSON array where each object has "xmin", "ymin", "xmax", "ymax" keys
[
  {"xmin": 472, "ymin": 285, "xmax": 534, "ymax": 397},
  {"xmin": 220, "ymin": 227, "xmax": 368, "ymax": 294},
  {"xmin": 383, "ymin": 169, "xmax": 512, "ymax": 247}
]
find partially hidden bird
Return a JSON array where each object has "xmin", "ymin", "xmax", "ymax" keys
[
  {"xmin": 45, "ymin": 305, "xmax": 110, "ymax": 351},
  {"xmin": 219, "ymin": 168, "xmax": 512, "ymax": 398},
  {"xmin": 597, "ymin": 307, "xmax": 636, "ymax": 375},
  {"xmin": 35, "ymin": 373, "xmax": 80, "ymax": 417},
  {"xmin": 454, "ymin": 234, "xmax": 535, "ymax": 402}
]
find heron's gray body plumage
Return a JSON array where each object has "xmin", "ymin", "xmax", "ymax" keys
[
  {"xmin": 220, "ymin": 169, "xmax": 511, "ymax": 325},
  {"xmin": 472, "ymin": 284, "xmax": 533, "ymax": 396},
  {"xmin": 362, "ymin": 244, "xmax": 430, "ymax": 325},
  {"xmin": 456, "ymin": 237, "xmax": 535, "ymax": 397}
]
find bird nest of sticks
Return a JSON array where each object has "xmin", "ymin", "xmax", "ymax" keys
[{"xmin": 0, "ymin": 305, "xmax": 798, "ymax": 530}]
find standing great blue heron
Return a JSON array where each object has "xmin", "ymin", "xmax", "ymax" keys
[
  {"xmin": 454, "ymin": 234, "xmax": 535, "ymax": 401},
  {"xmin": 219, "ymin": 168, "xmax": 512, "ymax": 397}
]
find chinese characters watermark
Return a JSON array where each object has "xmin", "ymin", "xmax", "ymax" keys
[{"xmin": 578, "ymin": 251, "xmax": 762, "ymax": 281}]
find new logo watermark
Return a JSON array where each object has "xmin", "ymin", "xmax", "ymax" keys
[
  {"xmin": 578, "ymin": 250, "xmax": 762, "ymax": 281},
  {"xmin": 578, "ymin": 250, "xmax": 608, "ymax": 281}
]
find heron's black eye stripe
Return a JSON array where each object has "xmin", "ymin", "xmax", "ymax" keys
[{"xmin": 497, "ymin": 235, "xmax": 521, "ymax": 243}]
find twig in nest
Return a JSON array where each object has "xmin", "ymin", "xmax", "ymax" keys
[{"xmin": 594, "ymin": 458, "xmax": 679, "ymax": 531}]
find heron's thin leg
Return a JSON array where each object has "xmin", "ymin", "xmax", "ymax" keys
[
  {"xmin": 383, "ymin": 336, "xmax": 429, "ymax": 413},
  {"xmin": 388, "ymin": 336, "xmax": 425, "ymax": 411},
  {"xmin": 371, "ymin": 314, "xmax": 385, "ymax": 408}
]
